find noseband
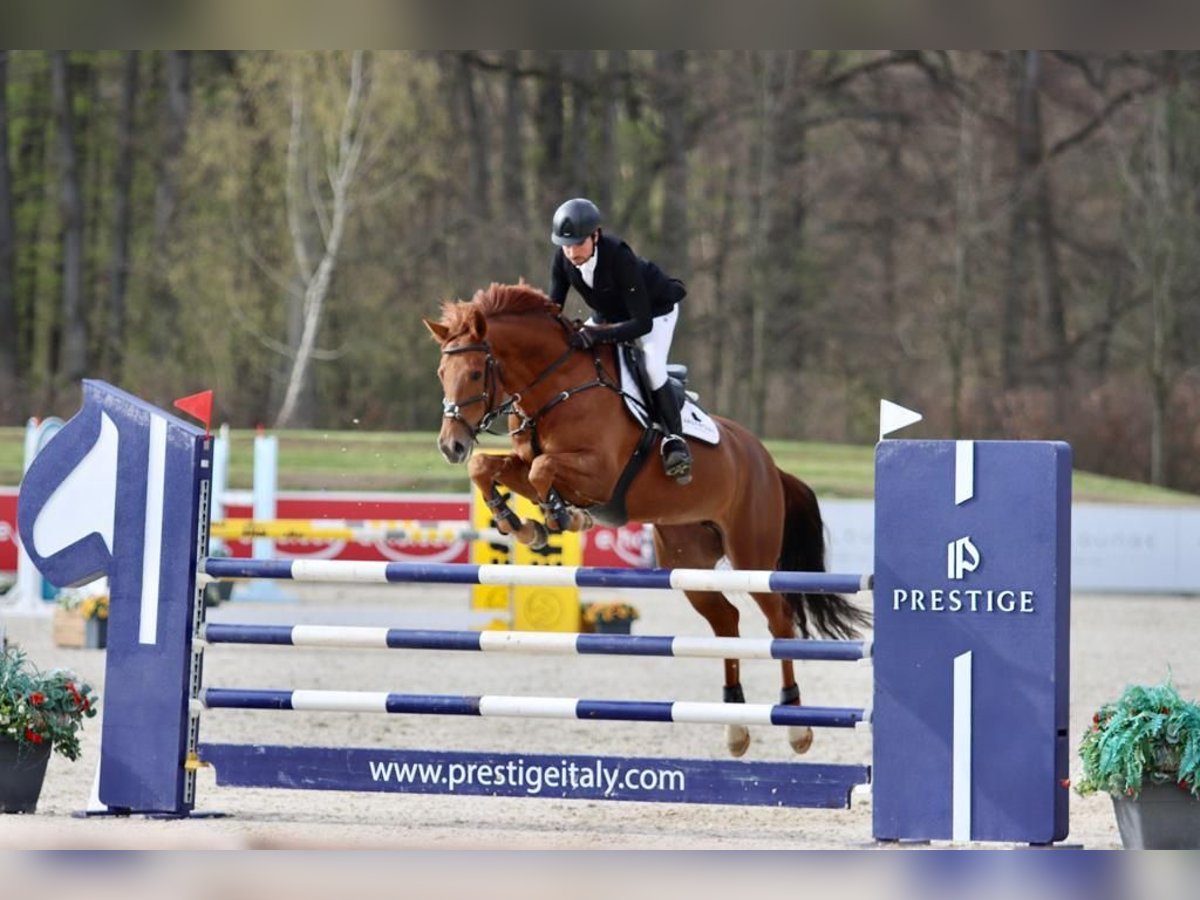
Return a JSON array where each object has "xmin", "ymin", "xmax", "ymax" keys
[{"xmin": 439, "ymin": 341, "xmax": 506, "ymax": 438}]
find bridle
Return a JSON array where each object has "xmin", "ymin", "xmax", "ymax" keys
[
  {"xmin": 439, "ymin": 341, "xmax": 506, "ymax": 440},
  {"xmin": 439, "ymin": 315, "xmax": 619, "ymax": 448}
]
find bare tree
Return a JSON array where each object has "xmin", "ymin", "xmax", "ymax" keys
[
  {"xmin": 274, "ymin": 51, "xmax": 369, "ymax": 427},
  {"xmin": 654, "ymin": 51, "xmax": 689, "ymax": 276},
  {"xmin": 1115, "ymin": 89, "xmax": 1196, "ymax": 485},
  {"xmin": 150, "ymin": 51, "xmax": 192, "ymax": 360},
  {"xmin": 105, "ymin": 51, "xmax": 139, "ymax": 380},
  {"xmin": 0, "ymin": 51, "xmax": 17, "ymax": 382},
  {"xmin": 51, "ymin": 51, "xmax": 87, "ymax": 385}
]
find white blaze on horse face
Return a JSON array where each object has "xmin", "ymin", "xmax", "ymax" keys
[{"xmin": 436, "ymin": 354, "xmax": 484, "ymax": 464}]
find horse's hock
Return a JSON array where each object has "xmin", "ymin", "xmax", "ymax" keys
[{"xmin": 18, "ymin": 381, "xmax": 1071, "ymax": 845}]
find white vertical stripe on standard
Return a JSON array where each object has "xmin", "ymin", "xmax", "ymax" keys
[
  {"xmin": 955, "ymin": 440, "xmax": 975, "ymax": 505},
  {"xmin": 291, "ymin": 690, "xmax": 391, "ymax": 712},
  {"xmin": 953, "ymin": 651, "xmax": 973, "ymax": 842},
  {"xmin": 290, "ymin": 560, "xmax": 390, "ymax": 582},
  {"xmin": 477, "ymin": 564, "xmax": 579, "ymax": 587},
  {"xmin": 478, "ymin": 696, "xmax": 579, "ymax": 718},
  {"xmin": 670, "ymin": 702, "xmax": 775, "ymax": 726},
  {"xmin": 670, "ymin": 636, "xmax": 776, "ymax": 659},
  {"xmin": 139, "ymin": 415, "xmax": 167, "ymax": 645},
  {"xmin": 290, "ymin": 625, "xmax": 391, "ymax": 648},
  {"xmin": 479, "ymin": 632, "xmax": 579, "ymax": 654}
]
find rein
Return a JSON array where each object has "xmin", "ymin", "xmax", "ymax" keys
[
  {"xmin": 506, "ymin": 318, "xmax": 619, "ymax": 448},
  {"xmin": 439, "ymin": 316, "xmax": 621, "ymax": 450}
]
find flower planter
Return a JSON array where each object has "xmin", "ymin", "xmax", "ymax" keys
[
  {"xmin": 1112, "ymin": 784, "xmax": 1200, "ymax": 849},
  {"xmin": 593, "ymin": 619, "xmax": 633, "ymax": 635},
  {"xmin": 0, "ymin": 737, "xmax": 52, "ymax": 813},
  {"xmin": 52, "ymin": 608, "xmax": 107, "ymax": 649}
]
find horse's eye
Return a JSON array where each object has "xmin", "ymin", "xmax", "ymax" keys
[{"xmin": 470, "ymin": 370, "xmax": 483, "ymax": 382}]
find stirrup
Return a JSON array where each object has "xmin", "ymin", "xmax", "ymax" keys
[{"xmin": 661, "ymin": 435, "xmax": 692, "ymax": 485}]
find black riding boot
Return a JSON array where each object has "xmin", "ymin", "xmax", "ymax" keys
[{"xmin": 651, "ymin": 385, "xmax": 693, "ymax": 485}]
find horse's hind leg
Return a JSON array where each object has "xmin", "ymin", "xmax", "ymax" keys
[
  {"xmin": 754, "ymin": 594, "xmax": 813, "ymax": 754},
  {"xmin": 723, "ymin": 523, "xmax": 814, "ymax": 754},
  {"xmin": 655, "ymin": 524, "xmax": 750, "ymax": 757}
]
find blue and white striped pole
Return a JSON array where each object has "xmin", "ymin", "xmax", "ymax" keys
[
  {"xmin": 203, "ymin": 557, "xmax": 872, "ymax": 595},
  {"xmin": 200, "ymin": 622, "xmax": 871, "ymax": 661},
  {"xmin": 199, "ymin": 687, "xmax": 870, "ymax": 729}
]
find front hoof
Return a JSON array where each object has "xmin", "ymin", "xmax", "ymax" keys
[
  {"xmin": 726, "ymin": 724, "xmax": 751, "ymax": 758},
  {"xmin": 528, "ymin": 521, "xmax": 549, "ymax": 550},
  {"xmin": 788, "ymin": 725, "xmax": 814, "ymax": 754}
]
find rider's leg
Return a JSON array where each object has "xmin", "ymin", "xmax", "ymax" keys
[{"xmin": 637, "ymin": 306, "xmax": 692, "ymax": 483}]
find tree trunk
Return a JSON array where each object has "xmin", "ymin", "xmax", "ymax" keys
[
  {"xmin": 51, "ymin": 51, "xmax": 87, "ymax": 385},
  {"xmin": 106, "ymin": 51, "xmax": 138, "ymax": 381},
  {"xmin": 0, "ymin": 52, "xmax": 18, "ymax": 382},
  {"xmin": 1001, "ymin": 50, "xmax": 1037, "ymax": 389},
  {"xmin": 534, "ymin": 52, "xmax": 565, "ymax": 214},
  {"xmin": 500, "ymin": 51, "xmax": 525, "ymax": 222},
  {"xmin": 654, "ymin": 50, "xmax": 689, "ymax": 276},
  {"xmin": 566, "ymin": 52, "xmax": 596, "ymax": 196},
  {"xmin": 595, "ymin": 51, "xmax": 624, "ymax": 218},
  {"xmin": 151, "ymin": 51, "xmax": 192, "ymax": 359},
  {"xmin": 275, "ymin": 52, "xmax": 369, "ymax": 428},
  {"xmin": 457, "ymin": 53, "xmax": 490, "ymax": 221}
]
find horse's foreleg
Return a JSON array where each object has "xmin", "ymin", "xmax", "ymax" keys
[
  {"xmin": 467, "ymin": 453, "xmax": 547, "ymax": 547},
  {"xmin": 526, "ymin": 455, "xmax": 594, "ymax": 534}
]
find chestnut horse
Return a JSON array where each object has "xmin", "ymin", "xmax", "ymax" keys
[{"xmin": 424, "ymin": 283, "xmax": 869, "ymax": 757}]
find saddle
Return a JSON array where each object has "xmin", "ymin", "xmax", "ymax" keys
[{"xmin": 583, "ymin": 346, "xmax": 715, "ymax": 528}]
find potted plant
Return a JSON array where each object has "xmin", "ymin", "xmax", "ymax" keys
[
  {"xmin": 1075, "ymin": 676, "xmax": 1200, "ymax": 848},
  {"xmin": 582, "ymin": 600, "xmax": 640, "ymax": 635},
  {"xmin": 0, "ymin": 647, "xmax": 99, "ymax": 813}
]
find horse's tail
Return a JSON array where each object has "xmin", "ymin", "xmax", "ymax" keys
[{"xmin": 776, "ymin": 468, "xmax": 872, "ymax": 640}]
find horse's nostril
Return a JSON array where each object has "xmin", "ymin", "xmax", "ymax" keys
[{"xmin": 453, "ymin": 440, "xmax": 466, "ymax": 457}]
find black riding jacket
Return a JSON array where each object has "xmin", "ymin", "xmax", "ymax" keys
[{"xmin": 548, "ymin": 233, "xmax": 685, "ymax": 344}]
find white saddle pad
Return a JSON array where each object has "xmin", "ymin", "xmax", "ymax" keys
[{"xmin": 617, "ymin": 353, "xmax": 721, "ymax": 446}]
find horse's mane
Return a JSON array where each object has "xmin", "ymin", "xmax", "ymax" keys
[{"xmin": 438, "ymin": 283, "xmax": 560, "ymax": 338}]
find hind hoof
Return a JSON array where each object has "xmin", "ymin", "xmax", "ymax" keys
[
  {"xmin": 726, "ymin": 724, "xmax": 751, "ymax": 758},
  {"xmin": 789, "ymin": 725, "xmax": 814, "ymax": 754}
]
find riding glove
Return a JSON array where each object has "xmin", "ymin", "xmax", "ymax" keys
[{"xmin": 568, "ymin": 327, "xmax": 599, "ymax": 350}]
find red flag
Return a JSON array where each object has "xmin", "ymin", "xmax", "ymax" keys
[{"xmin": 174, "ymin": 389, "xmax": 214, "ymax": 435}]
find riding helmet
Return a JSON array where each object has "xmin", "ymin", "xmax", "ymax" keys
[{"xmin": 551, "ymin": 198, "xmax": 602, "ymax": 246}]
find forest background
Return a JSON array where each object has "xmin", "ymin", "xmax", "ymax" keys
[{"xmin": 1, "ymin": 50, "xmax": 1199, "ymax": 491}]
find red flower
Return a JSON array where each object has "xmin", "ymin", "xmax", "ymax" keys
[
  {"xmin": 1059, "ymin": 778, "xmax": 1071, "ymax": 789},
  {"xmin": 29, "ymin": 691, "xmax": 45, "ymax": 706},
  {"xmin": 24, "ymin": 728, "xmax": 44, "ymax": 744}
]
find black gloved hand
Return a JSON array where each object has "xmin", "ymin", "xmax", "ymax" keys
[{"xmin": 568, "ymin": 327, "xmax": 598, "ymax": 350}]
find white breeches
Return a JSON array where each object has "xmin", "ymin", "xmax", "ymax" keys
[
  {"xmin": 637, "ymin": 306, "xmax": 679, "ymax": 390},
  {"xmin": 589, "ymin": 306, "xmax": 678, "ymax": 390}
]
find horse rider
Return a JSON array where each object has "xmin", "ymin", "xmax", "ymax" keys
[{"xmin": 547, "ymin": 197, "xmax": 693, "ymax": 484}]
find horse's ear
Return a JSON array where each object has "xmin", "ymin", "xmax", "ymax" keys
[
  {"xmin": 465, "ymin": 306, "xmax": 487, "ymax": 342},
  {"xmin": 423, "ymin": 318, "xmax": 450, "ymax": 344}
]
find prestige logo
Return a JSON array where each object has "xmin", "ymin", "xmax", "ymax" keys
[
  {"xmin": 892, "ymin": 533, "xmax": 1036, "ymax": 614},
  {"xmin": 947, "ymin": 535, "xmax": 980, "ymax": 580}
]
